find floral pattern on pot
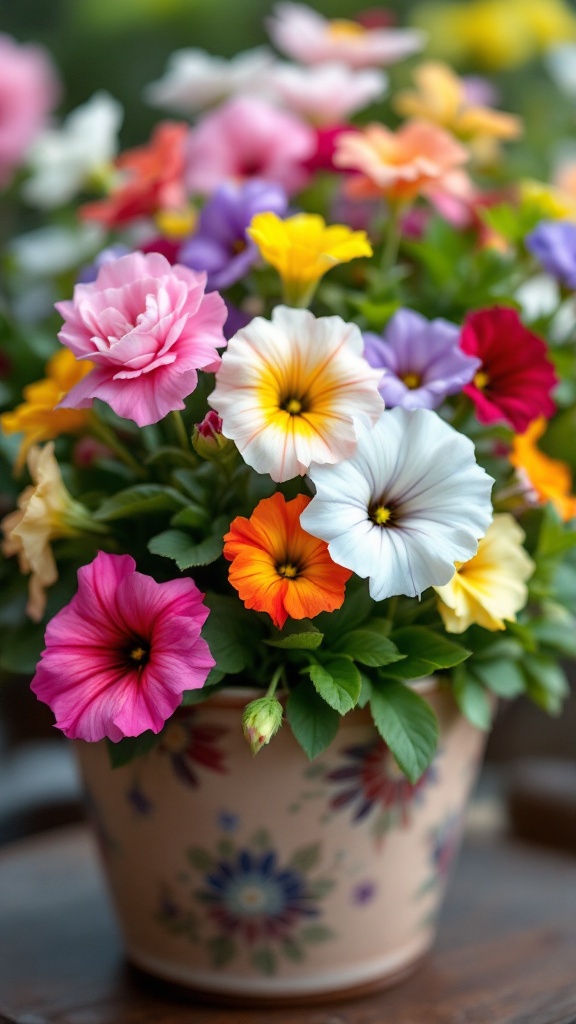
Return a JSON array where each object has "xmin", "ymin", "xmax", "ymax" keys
[
  {"xmin": 323, "ymin": 737, "xmax": 437, "ymax": 841},
  {"xmin": 158, "ymin": 708, "xmax": 228, "ymax": 787},
  {"xmin": 157, "ymin": 831, "xmax": 336, "ymax": 975}
]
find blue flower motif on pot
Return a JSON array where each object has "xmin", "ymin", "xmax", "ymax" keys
[{"xmin": 197, "ymin": 848, "xmax": 319, "ymax": 944}]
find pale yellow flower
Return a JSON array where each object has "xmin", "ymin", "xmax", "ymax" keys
[
  {"xmin": 0, "ymin": 348, "xmax": 93, "ymax": 473},
  {"xmin": 434, "ymin": 514, "xmax": 534, "ymax": 634},
  {"xmin": 1, "ymin": 443, "xmax": 99, "ymax": 621},
  {"xmin": 394, "ymin": 61, "xmax": 521, "ymax": 164},
  {"xmin": 520, "ymin": 178, "xmax": 576, "ymax": 223},
  {"xmin": 247, "ymin": 212, "xmax": 372, "ymax": 306}
]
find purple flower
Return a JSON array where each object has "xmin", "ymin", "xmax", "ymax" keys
[
  {"xmin": 179, "ymin": 179, "xmax": 288, "ymax": 290},
  {"xmin": 525, "ymin": 220, "xmax": 576, "ymax": 290},
  {"xmin": 363, "ymin": 308, "xmax": 480, "ymax": 411}
]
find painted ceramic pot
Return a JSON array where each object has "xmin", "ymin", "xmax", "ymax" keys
[{"xmin": 75, "ymin": 679, "xmax": 488, "ymax": 1004}]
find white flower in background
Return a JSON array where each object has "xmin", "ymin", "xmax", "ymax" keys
[
  {"xmin": 209, "ymin": 305, "xmax": 384, "ymax": 483},
  {"xmin": 545, "ymin": 43, "xmax": 576, "ymax": 97},
  {"xmin": 267, "ymin": 62, "xmax": 387, "ymax": 124},
  {"xmin": 300, "ymin": 408, "xmax": 493, "ymax": 601},
  {"xmin": 267, "ymin": 2, "xmax": 426, "ymax": 69},
  {"xmin": 10, "ymin": 223, "xmax": 105, "ymax": 277},
  {"xmin": 22, "ymin": 92, "xmax": 123, "ymax": 208},
  {"xmin": 144, "ymin": 47, "xmax": 276, "ymax": 114}
]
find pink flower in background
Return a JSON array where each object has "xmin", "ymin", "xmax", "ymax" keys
[
  {"xmin": 31, "ymin": 551, "xmax": 214, "ymax": 742},
  {"xmin": 267, "ymin": 3, "xmax": 425, "ymax": 69},
  {"xmin": 185, "ymin": 97, "xmax": 315, "ymax": 196},
  {"xmin": 56, "ymin": 251, "xmax": 227, "ymax": 426},
  {"xmin": 0, "ymin": 33, "xmax": 60, "ymax": 186}
]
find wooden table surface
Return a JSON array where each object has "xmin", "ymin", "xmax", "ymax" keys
[{"xmin": 1, "ymin": 824, "xmax": 576, "ymax": 1024}]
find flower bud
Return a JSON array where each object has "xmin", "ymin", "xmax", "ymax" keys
[
  {"xmin": 192, "ymin": 411, "xmax": 237, "ymax": 465},
  {"xmin": 242, "ymin": 697, "xmax": 283, "ymax": 755}
]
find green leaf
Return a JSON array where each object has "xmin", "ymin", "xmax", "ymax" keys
[
  {"xmin": 202, "ymin": 594, "xmax": 259, "ymax": 675},
  {"xmin": 170, "ymin": 504, "xmax": 210, "ymax": 529},
  {"xmin": 282, "ymin": 939, "xmax": 304, "ymax": 963},
  {"xmin": 335, "ymin": 628, "xmax": 405, "ymax": 667},
  {"xmin": 532, "ymin": 617, "xmax": 576, "ymax": 658},
  {"xmin": 148, "ymin": 515, "xmax": 229, "ymax": 568},
  {"xmin": 208, "ymin": 936, "xmax": 236, "ymax": 968},
  {"xmin": 453, "ymin": 669, "xmax": 493, "ymax": 730},
  {"xmin": 369, "ymin": 680, "xmax": 439, "ymax": 783},
  {"xmin": 299, "ymin": 925, "xmax": 334, "ymax": 944},
  {"xmin": 187, "ymin": 847, "xmax": 215, "ymax": 871},
  {"xmin": 304, "ymin": 658, "xmax": 361, "ymax": 715},
  {"xmin": 357, "ymin": 672, "xmax": 373, "ymax": 709},
  {"xmin": 266, "ymin": 622, "xmax": 324, "ymax": 650},
  {"xmin": 314, "ymin": 579, "xmax": 374, "ymax": 642},
  {"xmin": 288, "ymin": 843, "xmax": 321, "ymax": 872},
  {"xmin": 472, "ymin": 660, "xmax": 526, "ymax": 699},
  {"xmin": 106, "ymin": 731, "xmax": 159, "ymax": 768},
  {"xmin": 94, "ymin": 485, "xmax": 186, "ymax": 521},
  {"xmin": 523, "ymin": 655, "xmax": 570, "ymax": 715},
  {"xmin": 251, "ymin": 947, "xmax": 276, "ymax": 975},
  {"xmin": 385, "ymin": 626, "xmax": 470, "ymax": 680},
  {"xmin": 286, "ymin": 681, "xmax": 340, "ymax": 759}
]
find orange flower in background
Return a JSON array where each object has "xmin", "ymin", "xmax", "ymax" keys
[
  {"xmin": 333, "ymin": 120, "xmax": 469, "ymax": 205},
  {"xmin": 510, "ymin": 418, "xmax": 576, "ymax": 522},
  {"xmin": 223, "ymin": 492, "xmax": 352, "ymax": 630},
  {"xmin": 0, "ymin": 348, "xmax": 92, "ymax": 473},
  {"xmin": 81, "ymin": 121, "xmax": 189, "ymax": 227}
]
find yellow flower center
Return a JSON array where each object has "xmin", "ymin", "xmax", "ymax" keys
[
  {"xmin": 473, "ymin": 370, "xmax": 490, "ymax": 390},
  {"xmin": 328, "ymin": 18, "xmax": 366, "ymax": 38},
  {"xmin": 283, "ymin": 397, "xmax": 304, "ymax": 415},
  {"xmin": 129, "ymin": 644, "xmax": 149, "ymax": 668},
  {"xmin": 278, "ymin": 562, "xmax": 299, "ymax": 578},
  {"xmin": 402, "ymin": 372, "xmax": 421, "ymax": 389},
  {"xmin": 371, "ymin": 505, "xmax": 393, "ymax": 526}
]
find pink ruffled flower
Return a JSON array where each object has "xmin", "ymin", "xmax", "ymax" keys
[
  {"xmin": 185, "ymin": 97, "xmax": 315, "ymax": 197},
  {"xmin": 31, "ymin": 551, "xmax": 215, "ymax": 742},
  {"xmin": 0, "ymin": 33, "xmax": 60, "ymax": 186},
  {"xmin": 56, "ymin": 251, "xmax": 227, "ymax": 427}
]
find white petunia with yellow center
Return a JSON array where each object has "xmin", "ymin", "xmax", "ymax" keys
[
  {"xmin": 209, "ymin": 305, "xmax": 384, "ymax": 483},
  {"xmin": 433, "ymin": 514, "xmax": 535, "ymax": 633},
  {"xmin": 300, "ymin": 407, "xmax": 494, "ymax": 601}
]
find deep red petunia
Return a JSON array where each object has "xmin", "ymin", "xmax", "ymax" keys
[{"xmin": 460, "ymin": 306, "xmax": 557, "ymax": 433}]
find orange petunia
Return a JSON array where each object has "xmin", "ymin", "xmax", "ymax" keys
[
  {"xmin": 510, "ymin": 417, "xmax": 576, "ymax": 522},
  {"xmin": 81, "ymin": 121, "xmax": 189, "ymax": 228},
  {"xmin": 223, "ymin": 492, "xmax": 352, "ymax": 630}
]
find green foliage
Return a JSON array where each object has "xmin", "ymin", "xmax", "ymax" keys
[
  {"xmin": 369, "ymin": 680, "xmax": 439, "ymax": 783},
  {"xmin": 286, "ymin": 681, "xmax": 340, "ymax": 760}
]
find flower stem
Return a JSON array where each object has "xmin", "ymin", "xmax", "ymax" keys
[
  {"xmin": 266, "ymin": 664, "xmax": 285, "ymax": 699},
  {"xmin": 90, "ymin": 419, "xmax": 146, "ymax": 478},
  {"xmin": 379, "ymin": 203, "xmax": 404, "ymax": 279},
  {"xmin": 171, "ymin": 410, "xmax": 190, "ymax": 451}
]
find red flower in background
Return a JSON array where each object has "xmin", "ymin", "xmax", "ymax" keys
[
  {"xmin": 81, "ymin": 121, "xmax": 188, "ymax": 228},
  {"xmin": 461, "ymin": 306, "xmax": 557, "ymax": 432}
]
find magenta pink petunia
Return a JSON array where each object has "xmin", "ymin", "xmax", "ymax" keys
[
  {"xmin": 461, "ymin": 306, "xmax": 557, "ymax": 433},
  {"xmin": 56, "ymin": 251, "xmax": 227, "ymax": 427},
  {"xmin": 31, "ymin": 551, "xmax": 215, "ymax": 743}
]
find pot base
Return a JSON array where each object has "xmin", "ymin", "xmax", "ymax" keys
[{"xmin": 127, "ymin": 933, "xmax": 430, "ymax": 1006}]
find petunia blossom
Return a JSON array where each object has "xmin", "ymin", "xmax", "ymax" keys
[
  {"xmin": 267, "ymin": 3, "xmax": 425, "ymax": 69},
  {"xmin": 268, "ymin": 62, "xmax": 387, "ymax": 125},
  {"xmin": 56, "ymin": 251, "xmax": 227, "ymax": 427},
  {"xmin": 179, "ymin": 180, "xmax": 288, "ymax": 290},
  {"xmin": 333, "ymin": 120, "xmax": 469, "ymax": 205},
  {"xmin": 461, "ymin": 306, "xmax": 557, "ymax": 432},
  {"xmin": 0, "ymin": 33, "xmax": 60, "ymax": 187},
  {"xmin": 0, "ymin": 348, "xmax": 93, "ymax": 473},
  {"xmin": 510, "ymin": 417, "xmax": 576, "ymax": 522},
  {"xmin": 525, "ymin": 220, "xmax": 576, "ymax": 290},
  {"xmin": 224, "ymin": 492, "xmax": 352, "ymax": 629},
  {"xmin": 184, "ymin": 97, "xmax": 315, "ymax": 197},
  {"xmin": 209, "ymin": 305, "xmax": 384, "ymax": 483},
  {"xmin": 363, "ymin": 309, "xmax": 480, "ymax": 410},
  {"xmin": 31, "ymin": 551, "xmax": 214, "ymax": 742},
  {"xmin": 434, "ymin": 514, "xmax": 534, "ymax": 633},
  {"xmin": 144, "ymin": 47, "xmax": 275, "ymax": 114},
  {"xmin": 300, "ymin": 408, "xmax": 494, "ymax": 601}
]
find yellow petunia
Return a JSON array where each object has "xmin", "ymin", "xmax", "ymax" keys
[
  {"xmin": 434, "ymin": 514, "xmax": 535, "ymax": 634},
  {"xmin": 0, "ymin": 348, "xmax": 93, "ymax": 473},
  {"xmin": 246, "ymin": 212, "xmax": 372, "ymax": 307},
  {"xmin": 395, "ymin": 61, "xmax": 522, "ymax": 164}
]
